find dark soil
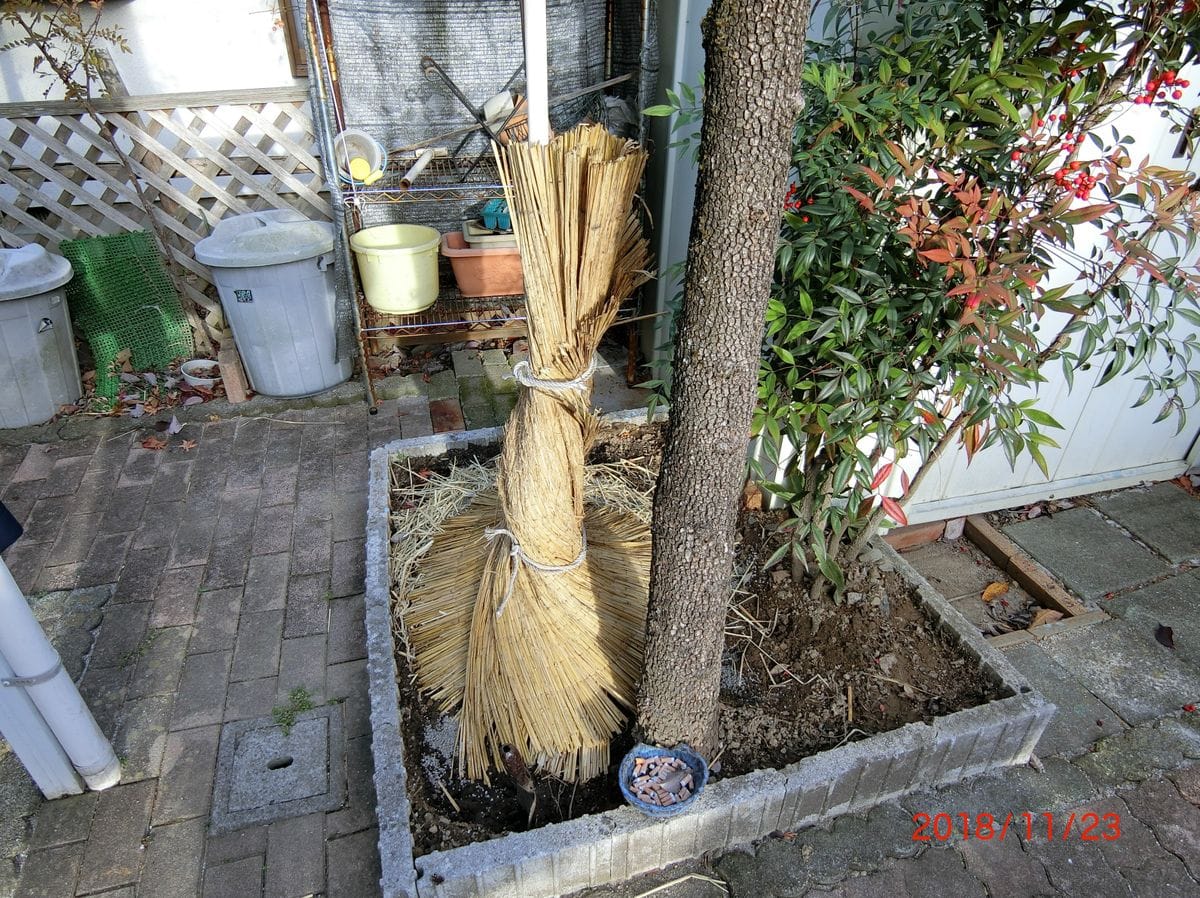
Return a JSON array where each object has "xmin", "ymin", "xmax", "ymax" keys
[
  {"xmin": 718, "ymin": 512, "xmax": 1004, "ymax": 776},
  {"xmin": 391, "ymin": 422, "xmax": 1001, "ymax": 857}
]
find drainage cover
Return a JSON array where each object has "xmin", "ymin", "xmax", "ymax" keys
[{"xmin": 210, "ymin": 703, "xmax": 346, "ymax": 833}]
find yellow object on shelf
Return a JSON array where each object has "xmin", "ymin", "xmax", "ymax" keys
[
  {"xmin": 348, "ymin": 157, "xmax": 371, "ymax": 181},
  {"xmin": 350, "ymin": 224, "xmax": 440, "ymax": 314}
]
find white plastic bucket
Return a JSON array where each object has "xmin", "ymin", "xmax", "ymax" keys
[
  {"xmin": 350, "ymin": 225, "xmax": 441, "ymax": 314},
  {"xmin": 333, "ymin": 128, "xmax": 386, "ymax": 184}
]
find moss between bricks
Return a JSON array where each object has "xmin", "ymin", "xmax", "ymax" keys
[{"xmin": 272, "ymin": 686, "xmax": 317, "ymax": 736}]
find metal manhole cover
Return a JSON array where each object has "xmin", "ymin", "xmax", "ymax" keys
[{"xmin": 210, "ymin": 704, "xmax": 346, "ymax": 833}]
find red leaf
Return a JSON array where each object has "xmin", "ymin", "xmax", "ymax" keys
[
  {"xmin": 843, "ymin": 184, "xmax": 876, "ymax": 212},
  {"xmin": 900, "ymin": 469, "xmax": 911, "ymax": 494},
  {"xmin": 919, "ymin": 248, "xmax": 955, "ymax": 264},
  {"xmin": 881, "ymin": 496, "xmax": 908, "ymax": 526},
  {"xmin": 857, "ymin": 165, "xmax": 887, "ymax": 189},
  {"xmin": 1060, "ymin": 202, "xmax": 1117, "ymax": 225},
  {"xmin": 870, "ymin": 463, "xmax": 893, "ymax": 491},
  {"xmin": 140, "ymin": 436, "xmax": 168, "ymax": 451}
]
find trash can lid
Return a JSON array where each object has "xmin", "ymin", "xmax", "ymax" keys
[
  {"xmin": 0, "ymin": 245, "xmax": 73, "ymax": 302},
  {"xmin": 195, "ymin": 210, "xmax": 335, "ymax": 268}
]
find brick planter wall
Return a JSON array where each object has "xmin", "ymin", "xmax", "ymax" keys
[{"xmin": 364, "ymin": 410, "xmax": 1055, "ymax": 898}]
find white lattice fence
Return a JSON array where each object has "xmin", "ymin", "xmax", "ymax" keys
[{"xmin": 0, "ymin": 86, "xmax": 330, "ymax": 336}]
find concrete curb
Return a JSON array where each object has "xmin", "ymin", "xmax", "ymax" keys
[{"xmin": 364, "ymin": 414, "xmax": 1055, "ymax": 898}]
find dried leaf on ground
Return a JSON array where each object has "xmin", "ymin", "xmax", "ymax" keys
[
  {"xmin": 140, "ymin": 435, "xmax": 168, "ymax": 450},
  {"xmin": 982, "ymin": 581, "xmax": 1010, "ymax": 602},
  {"xmin": 1030, "ymin": 608, "xmax": 1064, "ymax": 628},
  {"xmin": 178, "ymin": 439, "xmax": 197, "ymax": 452}
]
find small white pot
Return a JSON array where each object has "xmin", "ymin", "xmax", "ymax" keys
[{"xmin": 181, "ymin": 359, "xmax": 221, "ymax": 390}]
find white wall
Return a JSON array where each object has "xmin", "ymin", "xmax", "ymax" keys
[{"xmin": 0, "ymin": 0, "xmax": 304, "ymax": 102}]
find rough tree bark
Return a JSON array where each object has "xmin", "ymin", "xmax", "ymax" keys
[{"xmin": 637, "ymin": 0, "xmax": 813, "ymax": 758}]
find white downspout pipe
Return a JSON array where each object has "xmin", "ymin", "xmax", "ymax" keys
[
  {"xmin": 522, "ymin": 0, "xmax": 551, "ymax": 144},
  {"xmin": 0, "ymin": 560, "xmax": 120, "ymax": 791},
  {"xmin": 0, "ymin": 651, "xmax": 83, "ymax": 799}
]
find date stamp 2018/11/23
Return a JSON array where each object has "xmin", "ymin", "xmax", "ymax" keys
[{"xmin": 912, "ymin": 812, "xmax": 1121, "ymax": 842}]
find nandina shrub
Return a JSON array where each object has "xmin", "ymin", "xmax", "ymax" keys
[{"xmin": 750, "ymin": 0, "xmax": 1200, "ymax": 596}]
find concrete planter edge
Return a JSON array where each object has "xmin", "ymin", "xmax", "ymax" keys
[{"xmin": 363, "ymin": 409, "xmax": 1055, "ymax": 898}]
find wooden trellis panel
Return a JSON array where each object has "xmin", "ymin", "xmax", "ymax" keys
[{"xmin": 0, "ymin": 86, "xmax": 330, "ymax": 338}]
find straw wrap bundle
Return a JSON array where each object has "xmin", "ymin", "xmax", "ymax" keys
[{"xmin": 403, "ymin": 124, "xmax": 652, "ymax": 783}]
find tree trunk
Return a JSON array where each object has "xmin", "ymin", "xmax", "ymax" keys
[{"xmin": 636, "ymin": 0, "xmax": 813, "ymax": 758}]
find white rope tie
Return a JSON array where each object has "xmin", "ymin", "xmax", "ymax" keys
[
  {"xmin": 484, "ymin": 525, "xmax": 588, "ymax": 618},
  {"xmin": 508, "ymin": 356, "xmax": 597, "ymax": 393}
]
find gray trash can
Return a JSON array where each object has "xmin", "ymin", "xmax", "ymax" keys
[
  {"xmin": 0, "ymin": 246, "xmax": 82, "ymax": 428},
  {"xmin": 195, "ymin": 210, "xmax": 351, "ymax": 398}
]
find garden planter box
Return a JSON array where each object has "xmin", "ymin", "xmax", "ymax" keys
[{"xmin": 364, "ymin": 409, "xmax": 1055, "ymax": 898}]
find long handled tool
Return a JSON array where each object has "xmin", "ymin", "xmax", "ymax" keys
[{"xmin": 393, "ymin": 73, "xmax": 634, "ymax": 155}]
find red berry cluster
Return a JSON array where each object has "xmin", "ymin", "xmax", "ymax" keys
[
  {"xmin": 1134, "ymin": 70, "xmax": 1189, "ymax": 105},
  {"xmin": 783, "ymin": 184, "xmax": 813, "ymax": 222},
  {"xmin": 1053, "ymin": 160, "xmax": 1098, "ymax": 199},
  {"xmin": 1052, "ymin": 116, "xmax": 1085, "ymax": 155}
]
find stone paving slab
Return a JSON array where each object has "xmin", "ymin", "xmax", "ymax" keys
[
  {"xmin": 1003, "ymin": 507, "xmax": 1170, "ymax": 600},
  {"xmin": 1039, "ymin": 620, "xmax": 1200, "ymax": 726},
  {"xmin": 899, "ymin": 540, "xmax": 998, "ymax": 601},
  {"xmin": 1002, "ymin": 641, "xmax": 1127, "ymax": 758},
  {"xmin": 1093, "ymin": 482, "xmax": 1200, "ymax": 564},
  {"xmin": 1106, "ymin": 569, "xmax": 1200, "ymax": 669}
]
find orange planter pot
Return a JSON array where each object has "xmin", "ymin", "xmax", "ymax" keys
[{"xmin": 440, "ymin": 232, "xmax": 524, "ymax": 297}]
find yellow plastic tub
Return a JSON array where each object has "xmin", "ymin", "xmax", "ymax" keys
[{"xmin": 349, "ymin": 224, "xmax": 440, "ymax": 313}]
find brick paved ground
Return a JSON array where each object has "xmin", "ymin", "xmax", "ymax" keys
[
  {"xmin": 2, "ymin": 404, "xmax": 388, "ymax": 898},
  {"xmin": 2, "ymin": 346, "xmax": 1198, "ymax": 897},
  {"xmin": 0, "ymin": 346, "xmax": 647, "ymax": 898}
]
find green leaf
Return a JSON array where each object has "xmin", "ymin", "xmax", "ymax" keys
[
  {"xmin": 1022, "ymin": 408, "xmax": 1063, "ymax": 429},
  {"xmin": 763, "ymin": 543, "xmax": 790, "ymax": 571},
  {"xmin": 832, "ymin": 454, "xmax": 855, "ymax": 495},
  {"xmin": 643, "ymin": 104, "xmax": 675, "ymax": 117},
  {"xmin": 1028, "ymin": 443, "xmax": 1050, "ymax": 478},
  {"xmin": 988, "ymin": 32, "xmax": 1004, "ymax": 74},
  {"xmin": 993, "ymin": 93, "xmax": 1022, "ymax": 123},
  {"xmin": 949, "ymin": 58, "xmax": 971, "ymax": 92},
  {"xmin": 818, "ymin": 555, "xmax": 846, "ymax": 591}
]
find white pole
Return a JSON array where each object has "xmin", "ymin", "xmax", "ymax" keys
[
  {"xmin": 0, "ymin": 560, "xmax": 120, "ymax": 791},
  {"xmin": 0, "ymin": 651, "xmax": 83, "ymax": 799},
  {"xmin": 522, "ymin": 0, "xmax": 551, "ymax": 144}
]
